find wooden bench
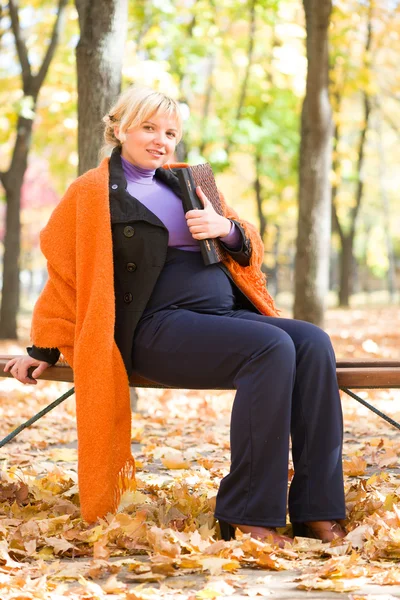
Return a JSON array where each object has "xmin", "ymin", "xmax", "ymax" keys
[
  {"xmin": 1, "ymin": 356, "xmax": 400, "ymax": 388},
  {"xmin": 0, "ymin": 356, "xmax": 400, "ymax": 446}
]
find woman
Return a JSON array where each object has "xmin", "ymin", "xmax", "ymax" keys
[{"xmin": 5, "ymin": 86, "xmax": 346, "ymax": 545}]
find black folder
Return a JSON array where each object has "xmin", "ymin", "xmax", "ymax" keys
[{"xmin": 174, "ymin": 164, "xmax": 228, "ymax": 266}]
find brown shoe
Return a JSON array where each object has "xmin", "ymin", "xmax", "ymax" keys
[
  {"xmin": 230, "ymin": 522, "xmax": 293, "ymax": 548},
  {"xmin": 292, "ymin": 520, "xmax": 346, "ymax": 542}
]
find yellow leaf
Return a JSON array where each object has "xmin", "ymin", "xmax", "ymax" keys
[
  {"xmin": 131, "ymin": 427, "xmax": 144, "ymax": 442},
  {"xmin": 376, "ymin": 449, "xmax": 398, "ymax": 468},
  {"xmin": 24, "ymin": 538, "xmax": 37, "ymax": 556},
  {"xmin": 48, "ymin": 448, "xmax": 78, "ymax": 462},
  {"xmin": 346, "ymin": 525, "xmax": 373, "ymax": 549},
  {"xmin": 147, "ymin": 526, "xmax": 181, "ymax": 558},
  {"xmin": 84, "ymin": 525, "xmax": 104, "ymax": 543},
  {"xmin": 196, "ymin": 579, "xmax": 236, "ymax": 597},
  {"xmin": 366, "ymin": 471, "xmax": 389, "ymax": 486},
  {"xmin": 44, "ymin": 536, "xmax": 75, "ymax": 554},
  {"xmin": 161, "ymin": 453, "xmax": 190, "ymax": 469},
  {"xmin": 37, "ymin": 546, "xmax": 55, "ymax": 559},
  {"xmin": 297, "ymin": 577, "xmax": 365, "ymax": 592},
  {"xmin": 343, "ymin": 456, "xmax": 367, "ymax": 476},
  {"xmin": 93, "ymin": 539, "xmax": 110, "ymax": 560},
  {"xmin": 102, "ymin": 574, "xmax": 127, "ymax": 593},
  {"xmin": 199, "ymin": 556, "xmax": 240, "ymax": 576},
  {"xmin": 118, "ymin": 490, "xmax": 150, "ymax": 510}
]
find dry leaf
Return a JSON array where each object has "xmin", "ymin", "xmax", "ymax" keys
[
  {"xmin": 48, "ymin": 448, "xmax": 78, "ymax": 462},
  {"xmin": 376, "ymin": 449, "xmax": 398, "ymax": 468},
  {"xmin": 343, "ymin": 456, "xmax": 367, "ymax": 476},
  {"xmin": 199, "ymin": 556, "xmax": 240, "ymax": 575},
  {"xmin": 161, "ymin": 452, "xmax": 190, "ymax": 469},
  {"xmin": 43, "ymin": 536, "xmax": 76, "ymax": 554}
]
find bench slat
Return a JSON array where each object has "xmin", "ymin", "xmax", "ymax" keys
[
  {"xmin": 336, "ymin": 367, "xmax": 400, "ymax": 389},
  {"xmin": 1, "ymin": 356, "xmax": 400, "ymax": 389},
  {"xmin": 336, "ymin": 359, "xmax": 400, "ymax": 368}
]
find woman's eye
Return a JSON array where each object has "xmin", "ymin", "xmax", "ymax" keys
[
  {"xmin": 167, "ymin": 132, "xmax": 176, "ymax": 138},
  {"xmin": 143, "ymin": 125, "xmax": 153, "ymax": 131}
]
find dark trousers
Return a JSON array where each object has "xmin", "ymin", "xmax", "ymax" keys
[{"xmin": 132, "ymin": 309, "xmax": 345, "ymax": 527}]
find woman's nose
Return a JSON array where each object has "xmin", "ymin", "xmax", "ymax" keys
[{"xmin": 154, "ymin": 131, "xmax": 167, "ymax": 146}]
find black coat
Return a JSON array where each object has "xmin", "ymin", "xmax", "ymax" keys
[{"xmin": 29, "ymin": 148, "xmax": 258, "ymax": 371}]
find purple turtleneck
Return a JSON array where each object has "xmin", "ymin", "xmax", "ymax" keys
[{"xmin": 120, "ymin": 156, "xmax": 241, "ymax": 252}]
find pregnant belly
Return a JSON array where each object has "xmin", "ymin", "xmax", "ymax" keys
[{"xmin": 143, "ymin": 248, "xmax": 236, "ymax": 315}]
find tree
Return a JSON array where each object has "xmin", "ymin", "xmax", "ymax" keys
[
  {"xmin": 331, "ymin": 2, "xmax": 373, "ymax": 307},
  {"xmin": 75, "ymin": 0, "xmax": 128, "ymax": 174},
  {"xmin": 0, "ymin": 0, "xmax": 68, "ymax": 339},
  {"xmin": 293, "ymin": 0, "xmax": 333, "ymax": 326}
]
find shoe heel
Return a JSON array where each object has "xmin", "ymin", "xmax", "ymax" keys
[
  {"xmin": 219, "ymin": 520, "xmax": 235, "ymax": 541},
  {"xmin": 292, "ymin": 522, "xmax": 309, "ymax": 538}
]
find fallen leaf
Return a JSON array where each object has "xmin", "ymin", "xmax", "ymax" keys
[
  {"xmin": 376, "ymin": 449, "xmax": 398, "ymax": 468},
  {"xmin": 343, "ymin": 456, "xmax": 367, "ymax": 476},
  {"xmin": 161, "ymin": 452, "xmax": 191, "ymax": 469}
]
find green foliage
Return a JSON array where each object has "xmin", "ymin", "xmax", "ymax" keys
[
  {"xmin": 0, "ymin": 1, "xmax": 78, "ymax": 193},
  {"xmin": 331, "ymin": 0, "xmax": 400, "ymax": 282},
  {"xmin": 2, "ymin": 0, "xmax": 399, "ymax": 291}
]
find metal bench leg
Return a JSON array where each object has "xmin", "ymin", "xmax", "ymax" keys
[
  {"xmin": 0, "ymin": 387, "xmax": 75, "ymax": 448},
  {"xmin": 1, "ymin": 386, "xmax": 399, "ymax": 447},
  {"xmin": 340, "ymin": 387, "xmax": 400, "ymax": 431}
]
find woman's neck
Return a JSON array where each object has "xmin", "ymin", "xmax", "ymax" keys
[{"xmin": 120, "ymin": 155, "xmax": 156, "ymax": 185}]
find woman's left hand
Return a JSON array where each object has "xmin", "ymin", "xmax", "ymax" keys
[{"xmin": 185, "ymin": 186, "xmax": 231, "ymax": 240}]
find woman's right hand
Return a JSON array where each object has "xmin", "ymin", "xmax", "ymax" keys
[{"xmin": 4, "ymin": 356, "xmax": 51, "ymax": 385}]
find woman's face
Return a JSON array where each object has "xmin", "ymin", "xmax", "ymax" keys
[{"xmin": 117, "ymin": 110, "xmax": 179, "ymax": 169}]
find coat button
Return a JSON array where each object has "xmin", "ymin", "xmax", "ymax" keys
[
  {"xmin": 111, "ymin": 184, "xmax": 118, "ymax": 190},
  {"xmin": 126, "ymin": 262, "xmax": 137, "ymax": 272},
  {"xmin": 124, "ymin": 293, "xmax": 133, "ymax": 303},
  {"xmin": 123, "ymin": 226, "xmax": 135, "ymax": 237}
]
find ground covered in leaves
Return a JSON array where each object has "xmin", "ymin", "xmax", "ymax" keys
[{"xmin": 0, "ymin": 306, "xmax": 399, "ymax": 599}]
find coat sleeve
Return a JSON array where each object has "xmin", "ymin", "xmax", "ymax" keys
[
  {"xmin": 27, "ymin": 345, "xmax": 60, "ymax": 364},
  {"xmin": 219, "ymin": 219, "xmax": 251, "ymax": 267},
  {"xmin": 217, "ymin": 190, "xmax": 267, "ymax": 270}
]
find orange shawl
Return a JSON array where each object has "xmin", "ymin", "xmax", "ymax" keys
[{"xmin": 31, "ymin": 157, "xmax": 277, "ymax": 523}]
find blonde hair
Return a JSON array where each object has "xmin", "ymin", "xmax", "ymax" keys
[{"xmin": 102, "ymin": 86, "xmax": 183, "ymax": 155}]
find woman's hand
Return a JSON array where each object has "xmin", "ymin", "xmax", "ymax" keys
[
  {"xmin": 185, "ymin": 186, "xmax": 231, "ymax": 240},
  {"xmin": 4, "ymin": 356, "xmax": 51, "ymax": 385}
]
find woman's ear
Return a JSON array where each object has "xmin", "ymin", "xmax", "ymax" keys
[{"xmin": 114, "ymin": 126, "xmax": 120, "ymax": 141}]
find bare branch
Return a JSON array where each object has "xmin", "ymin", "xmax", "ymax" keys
[
  {"xmin": 349, "ymin": 4, "xmax": 373, "ymax": 236},
  {"xmin": 8, "ymin": 0, "xmax": 31, "ymax": 90},
  {"xmin": 331, "ymin": 117, "xmax": 344, "ymax": 243},
  {"xmin": 234, "ymin": 0, "xmax": 256, "ymax": 123},
  {"xmin": 33, "ymin": 0, "xmax": 68, "ymax": 94},
  {"xmin": 225, "ymin": 0, "xmax": 257, "ymax": 155}
]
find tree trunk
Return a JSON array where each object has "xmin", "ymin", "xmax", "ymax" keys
[
  {"xmin": 0, "ymin": 0, "xmax": 67, "ymax": 339},
  {"xmin": 175, "ymin": 139, "xmax": 188, "ymax": 163},
  {"xmin": 334, "ymin": 5, "xmax": 373, "ymax": 307},
  {"xmin": 75, "ymin": 0, "xmax": 128, "ymax": 174},
  {"xmin": 338, "ymin": 235, "xmax": 354, "ymax": 306},
  {"xmin": 331, "ymin": 96, "xmax": 342, "ymax": 236},
  {"xmin": 0, "ymin": 178, "xmax": 23, "ymax": 338},
  {"xmin": 254, "ymin": 151, "xmax": 267, "ymax": 240},
  {"xmin": 376, "ymin": 115, "xmax": 397, "ymax": 301},
  {"xmin": 225, "ymin": 0, "xmax": 257, "ymax": 157},
  {"xmin": 199, "ymin": 53, "xmax": 216, "ymax": 156},
  {"xmin": 293, "ymin": 0, "xmax": 333, "ymax": 326}
]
